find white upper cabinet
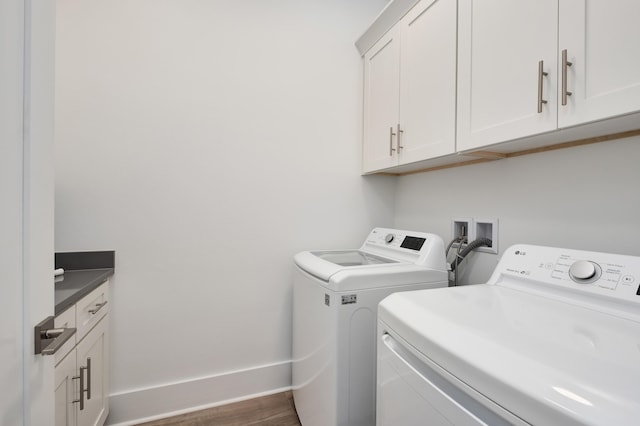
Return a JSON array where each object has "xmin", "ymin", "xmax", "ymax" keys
[
  {"xmin": 399, "ymin": 0, "xmax": 457, "ymax": 164},
  {"xmin": 458, "ymin": 0, "xmax": 640, "ymax": 153},
  {"xmin": 558, "ymin": 0, "xmax": 640, "ymax": 128},
  {"xmin": 362, "ymin": 0, "xmax": 457, "ymax": 173},
  {"xmin": 363, "ymin": 27, "xmax": 401, "ymax": 173},
  {"xmin": 456, "ymin": 0, "xmax": 558, "ymax": 151},
  {"xmin": 360, "ymin": 0, "xmax": 640, "ymax": 174}
]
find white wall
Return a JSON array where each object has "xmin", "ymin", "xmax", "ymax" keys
[
  {"xmin": 54, "ymin": 0, "xmax": 393, "ymax": 423},
  {"xmin": 394, "ymin": 136, "xmax": 640, "ymax": 285}
]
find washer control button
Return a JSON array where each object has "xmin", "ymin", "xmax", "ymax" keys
[
  {"xmin": 569, "ymin": 260, "xmax": 598, "ymax": 283},
  {"xmin": 384, "ymin": 233, "xmax": 395, "ymax": 244}
]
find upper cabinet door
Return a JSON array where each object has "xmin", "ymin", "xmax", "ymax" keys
[
  {"xmin": 398, "ymin": 0, "xmax": 457, "ymax": 163},
  {"xmin": 558, "ymin": 0, "xmax": 640, "ymax": 128},
  {"xmin": 363, "ymin": 27, "xmax": 401, "ymax": 173},
  {"xmin": 457, "ymin": 0, "xmax": 558, "ymax": 151}
]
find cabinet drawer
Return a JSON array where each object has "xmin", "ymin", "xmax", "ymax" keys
[
  {"xmin": 76, "ymin": 281, "xmax": 110, "ymax": 342},
  {"xmin": 54, "ymin": 306, "xmax": 77, "ymax": 365}
]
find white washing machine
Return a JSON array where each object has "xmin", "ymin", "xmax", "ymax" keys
[
  {"xmin": 292, "ymin": 227, "xmax": 448, "ymax": 426},
  {"xmin": 377, "ymin": 244, "xmax": 640, "ymax": 426}
]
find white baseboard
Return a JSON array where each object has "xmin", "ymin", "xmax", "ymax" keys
[{"xmin": 105, "ymin": 360, "xmax": 292, "ymax": 425}]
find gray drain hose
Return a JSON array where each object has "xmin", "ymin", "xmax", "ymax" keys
[{"xmin": 449, "ymin": 237, "xmax": 493, "ymax": 272}]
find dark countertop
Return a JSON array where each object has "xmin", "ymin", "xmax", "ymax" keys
[
  {"xmin": 55, "ymin": 268, "xmax": 114, "ymax": 315},
  {"xmin": 54, "ymin": 251, "xmax": 115, "ymax": 316}
]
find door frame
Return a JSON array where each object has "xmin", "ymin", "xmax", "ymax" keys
[{"xmin": 1, "ymin": 0, "xmax": 56, "ymax": 423}]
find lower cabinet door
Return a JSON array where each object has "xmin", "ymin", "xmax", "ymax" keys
[
  {"xmin": 76, "ymin": 317, "xmax": 109, "ymax": 426},
  {"xmin": 55, "ymin": 350, "xmax": 78, "ymax": 426}
]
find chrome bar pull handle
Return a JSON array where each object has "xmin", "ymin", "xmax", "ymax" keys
[
  {"xmin": 86, "ymin": 357, "xmax": 92, "ymax": 400},
  {"xmin": 73, "ymin": 365, "xmax": 87, "ymax": 410},
  {"xmin": 537, "ymin": 60, "xmax": 548, "ymax": 113},
  {"xmin": 562, "ymin": 49, "xmax": 573, "ymax": 106},
  {"xmin": 389, "ymin": 126, "xmax": 396, "ymax": 156},
  {"xmin": 88, "ymin": 301, "xmax": 108, "ymax": 315},
  {"xmin": 397, "ymin": 124, "xmax": 404, "ymax": 152}
]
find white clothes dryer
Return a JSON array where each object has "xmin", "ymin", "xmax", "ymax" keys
[
  {"xmin": 292, "ymin": 228, "xmax": 448, "ymax": 426},
  {"xmin": 377, "ymin": 244, "xmax": 640, "ymax": 426}
]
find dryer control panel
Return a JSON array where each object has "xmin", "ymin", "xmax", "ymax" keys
[{"xmin": 490, "ymin": 244, "xmax": 640, "ymax": 320}]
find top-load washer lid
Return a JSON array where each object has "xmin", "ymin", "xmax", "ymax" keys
[
  {"xmin": 378, "ymin": 244, "xmax": 640, "ymax": 426},
  {"xmin": 295, "ymin": 228, "xmax": 447, "ymax": 291},
  {"xmin": 311, "ymin": 250, "xmax": 396, "ymax": 267}
]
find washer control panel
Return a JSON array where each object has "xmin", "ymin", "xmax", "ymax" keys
[
  {"xmin": 494, "ymin": 244, "xmax": 640, "ymax": 306},
  {"xmin": 360, "ymin": 228, "xmax": 445, "ymax": 268},
  {"xmin": 365, "ymin": 228, "xmax": 427, "ymax": 252}
]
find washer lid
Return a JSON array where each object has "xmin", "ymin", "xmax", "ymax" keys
[
  {"xmin": 294, "ymin": 249, "xmax": 401, "ymax": 282},
  {"xmin": 310, "ymin": 250, "xmax": 397, "ymax": 267},
  {"xmin": 294, "ymin": 250, "xmax": 446, "ymax": 291},
  {"xmin": 379, "ymin": 284, "xmax": 640, "ymax": 426}
]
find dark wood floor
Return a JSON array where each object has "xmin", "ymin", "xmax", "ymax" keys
[{"xmin": 137, "ymin": 391, "xmax": 301, "ymax": 426}]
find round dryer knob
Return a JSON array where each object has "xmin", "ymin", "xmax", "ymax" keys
[
  {"xmin": 384, "ymin": 233, "xmax": 395, "ymax": 243},
  {"xmin": 569, "ymin": 260, "xmax": 597, "ymax": 283}
]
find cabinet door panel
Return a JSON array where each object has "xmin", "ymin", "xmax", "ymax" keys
[
  {"xmin": 363, "ymin": 28, "xmax": 401, "ymax": 173},
  {"xmin": 399, "ymin": 0, "xmax": 456, "ymax": 162},
  {"xmin": 76, "ymin": 318, "xmax": 109, "ymax": 426},
  {"xmin": 55, "ymin": 351, "xmax": 78, "ymax": 426},
  {"xmin": 559, "ymin": 0, "xmax": 640, "ymax": 127},
  {"xmin": 457, "ymin": 0, "xmax": 558, "ymax": 151}
]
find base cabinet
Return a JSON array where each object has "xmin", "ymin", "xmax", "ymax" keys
[
  {"xmin": 55, "ymin": 349, "xmax": 77, "ymax": 426},
  {"xmin": 55, "ymin": 282, "xmax": 110, "ymax": 426},
  {"xmin": 77, "ymin": 318, "xmax": 109, "ymax": 426}
]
